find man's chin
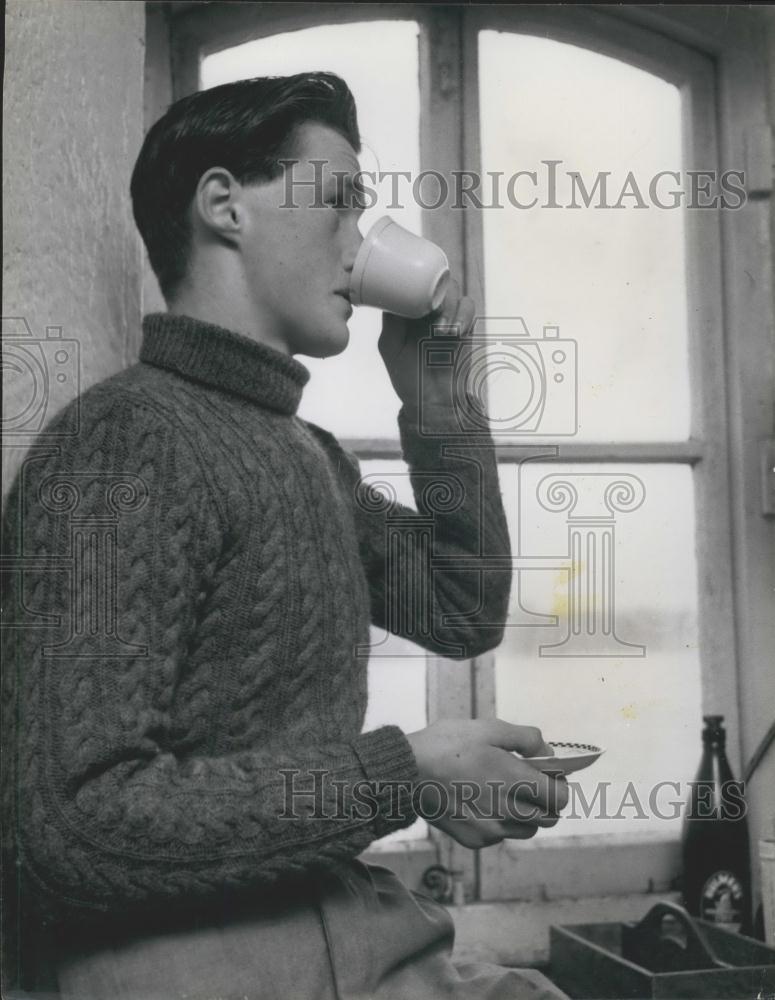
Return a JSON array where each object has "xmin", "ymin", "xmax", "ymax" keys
[{"xmin": 296, "ymin": 323, "xmax": 350, "ymax": 360}]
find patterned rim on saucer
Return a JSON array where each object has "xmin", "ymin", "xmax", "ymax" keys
[{"xmin": 546, "ymin": 741, "xmax": 602, "ymax": 756}]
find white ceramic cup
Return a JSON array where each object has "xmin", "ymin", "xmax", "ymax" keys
[{"xmin": 349, "ymin": 216, "xmax": 450, "ymax": 319}]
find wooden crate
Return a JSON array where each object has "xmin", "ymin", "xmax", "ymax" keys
[{"xmin": 549, "ymin": 901, "xmax": 775, "ymax": 998}]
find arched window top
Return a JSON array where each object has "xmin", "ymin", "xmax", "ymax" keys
[
  {"xmin": 477, "ymin": 30, "xmax": 682, "ymax": 167},
  {"xmin": 477, "ymin": 29, "xmax": 689, "ymax": 442}
]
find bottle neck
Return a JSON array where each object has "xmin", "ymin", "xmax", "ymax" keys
[
  {"xmin": 702, "ymin": 715, "xmax": 727, "ymax": 753},
  {"xmin": 697, "ymin": 738, "xmax": 736, "ymax": 789}
]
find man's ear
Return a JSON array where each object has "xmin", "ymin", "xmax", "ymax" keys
[{"xmin": 193, "ymin": 167, "xmax": 245, "ymax": 246}]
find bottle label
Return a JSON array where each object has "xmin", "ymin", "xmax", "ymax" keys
[{"xmin": 699, "ymin": 870, "xmax": 745, "ymax": 931}]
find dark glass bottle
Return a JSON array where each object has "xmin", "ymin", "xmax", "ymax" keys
[{"xmin": 681, "ymin": 715, "xmax": 752, "ymax": 934}]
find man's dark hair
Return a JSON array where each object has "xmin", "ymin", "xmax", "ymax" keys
[{"xmin": 131, "ymin": 72, "xmax": 361, "ymax": 300}]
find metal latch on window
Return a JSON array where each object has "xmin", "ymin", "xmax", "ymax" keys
[{"xmin": 762, "ymin": 439, "xmax": 775, "ymax": 517}]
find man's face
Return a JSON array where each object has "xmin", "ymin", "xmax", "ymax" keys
[{"xmin": 240, "ymin": 122, "xmax": 364, "ymax": 358}]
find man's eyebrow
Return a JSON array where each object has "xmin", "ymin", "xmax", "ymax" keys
[
  {"xmin": 329, "ymin": 172, "xmax": 358, "ymax": 190},
  {"xmin": 325, "ymin": 169, "xmax": 366, "ymax": 207},
  {"xmin": 327, "ymin": 173, "xmax": 365, "ymax": 203}
]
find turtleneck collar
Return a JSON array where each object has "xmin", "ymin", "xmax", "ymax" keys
[{"xmin": 139, "ymin": 313, "xmax": 310, "ymax": 416}]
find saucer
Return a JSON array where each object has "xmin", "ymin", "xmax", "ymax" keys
[{"xmin": 516, "ymin": 741, "xmax": 604, "ymax": 775}]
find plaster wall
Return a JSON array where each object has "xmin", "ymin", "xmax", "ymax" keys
[{"xmin": 3, "ymin": 0, "xmax": 146, "ymax": 490}]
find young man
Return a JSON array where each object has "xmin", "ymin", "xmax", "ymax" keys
[{"xmin": 3, "ymin": 74, "xmax": 569, "ymax": 999}]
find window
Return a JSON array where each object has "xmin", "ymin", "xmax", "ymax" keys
[
  {"xmin": 164, "ymin": 3, "xmax": 770, "ymax": 924},
  {"xmin": 472, "ymin": 28, "xmax": 708, "ymax": 897},
  {"xmin": 458, "ymin": 7, "xmax": 735, "ymax": 902}
]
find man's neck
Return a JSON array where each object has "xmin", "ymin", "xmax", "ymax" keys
[{"xmin": 168, "ymin": 268, "xmax": 291, "ymax": 357}]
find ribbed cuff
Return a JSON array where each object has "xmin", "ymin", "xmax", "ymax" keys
[
  {"xmin": 398, "ymin": 390, "xmax": 498, "ymax": 443},
  {"xmin": 352, "ymin": 725, "xmax": 420, "ymax": 831},
  {"xmin": 398, "ymin": 401, "xmax": 459, "ymax": 437},
  {"xmin": 353, "ymin": 725, "xmax": 419, "ymax": 783}
]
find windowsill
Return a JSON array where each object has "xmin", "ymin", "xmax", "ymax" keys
[
  {"xmin": 480, "ymin": 832, "xmax": 681, "ymax": 900},
  {"xmin": 363, "ymin": 836, "xmax": 433, "ymax": 853},
  {"xmin": 497, "ymin": 829, "xmax": 680, "ymax": 854},
  {"xmin": 449, "ymin": 890, "xmax": 682, "ymax": 967}
]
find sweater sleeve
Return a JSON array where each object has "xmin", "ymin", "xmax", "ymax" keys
[
  {"xmin": 1, "ymin": 393, "xmax": 418, "ymax": 922},
  {"xmin": 316, "ymin": 399, "xmax": 513, "ymax": 660}
]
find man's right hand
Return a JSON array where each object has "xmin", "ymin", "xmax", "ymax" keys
[{"xmin": 405, "ymin": 719, "xmax": 569, "ymax": 849}]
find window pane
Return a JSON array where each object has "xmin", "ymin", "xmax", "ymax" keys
[
  {"xmin": 478, "ymin": 32, "xmax": 690, "ymax": 442},
  {"xmin": 202, "ymin": 22, "xmax": 422, "ymax": 439},
  {"xmin": 494, "ymin": 462, "xmax": 702, "ymax": 838}
]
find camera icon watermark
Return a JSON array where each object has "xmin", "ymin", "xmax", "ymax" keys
[
  {"xmin": 1, "ymin": 463, "xmax": 149, "ymax": 658},
  {"xmin": 2, "ymin": 317, "xmax": 80, "ymax": 437},
  {"xmin": 353, "ymin": 467, "xmax": 472, "ymax": 659},
  {"xmin": 418, "ymin": 316, "xmax": 578, "ymax": 438}
]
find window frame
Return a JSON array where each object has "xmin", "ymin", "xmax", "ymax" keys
[
  {"xmin": 458, "ymin": 3, "xmax": 737, "ymax": 903},
  {"xmin": 161, "ymin": 1, "xmax": 774, "ymax": 913}
]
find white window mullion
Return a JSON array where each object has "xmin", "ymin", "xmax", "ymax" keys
[
  {"xmin": 680, "ymin": 54, "xmax": 742, "ymax": 772},
  {"xmin": 418, "ymin": 7, "xmax": 480, "ymax": 903}
]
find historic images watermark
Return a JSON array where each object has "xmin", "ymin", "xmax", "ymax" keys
[
  {"xmin": 2, "ymin": 464, "xmax": 151, "ymax": 655},
  {"xmin": 2, "ymin": 317, "xmax": 81, "ymax": 437},
  {"xmin": 278, "ymin": 771, "xmax": 749, "ymax": 825},
  {"xmin": 2, "ymin": 317, "xmax": 148, "ymax": 655},
  {"xmin": 2, "ymin": 311, "xmax": 648, "ymax": 664},
  {"xmin": 413, "ymin": 317, "xmax": 577, "ymax": 438},
  {"xmin": 356, "ymin": 315, "xmax": 647, "ymax": 659},
  {"xmin": 278, "ymin": 159, "xmax": 747, "ymax": 212}
]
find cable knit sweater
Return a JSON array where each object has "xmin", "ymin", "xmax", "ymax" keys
[{"xmin": 2, "ymin": 313, "xmax": 511, "ymax": 943}]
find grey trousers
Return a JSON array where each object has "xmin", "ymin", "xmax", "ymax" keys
[{"xmin": 55, "ymin": 861, "xmax": 568, "ymax": 1000}]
